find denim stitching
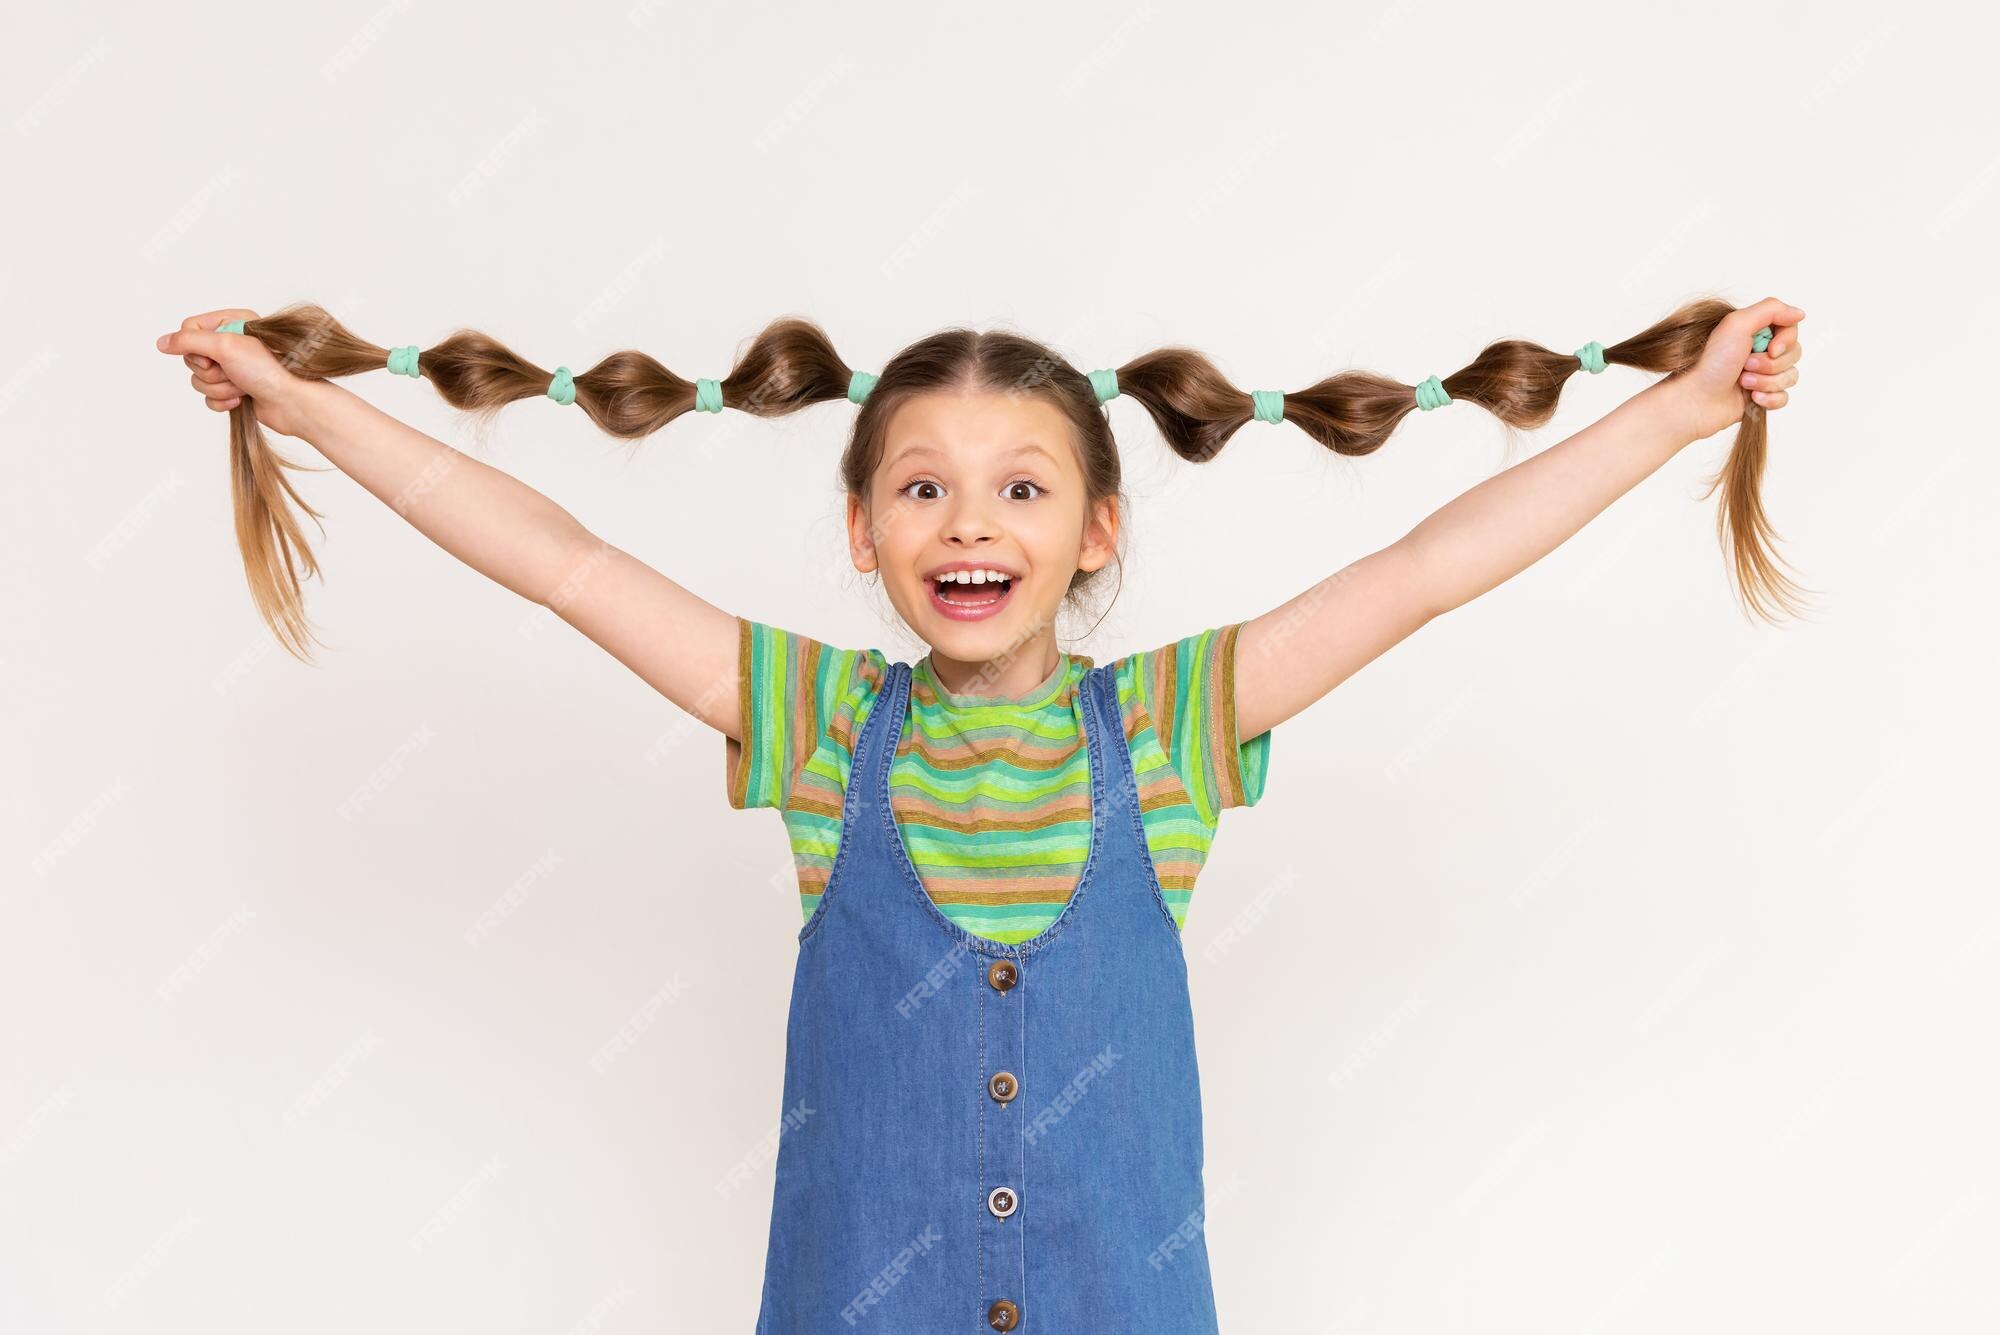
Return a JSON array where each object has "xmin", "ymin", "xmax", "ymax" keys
[
  {"xmin": 796, "ymin": 668, "xmax": 886, "ymax": 945},
  {"xmin": 1100, "ymin": 668, "xmax": 1189, "ymax": 939},
  {"xmin": 976, "ymin": 952, "xmax": 987, "ymax": 1311}
]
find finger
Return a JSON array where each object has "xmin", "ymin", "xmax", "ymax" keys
[
  {"xmin": 179, "ymin": 309, "xmax": 260, "ymax": 333},
  {"xmin": 191, "ymin": 370, "xmax": 244, "ymax": 401},
  {"xmin": 160, "ymin": 326, "xmax": 236, "ymax": 358},
  {"xmin": 161, "ymin": 309, "xmax": 263, "ymax": 357},
  {"xmin": 189, "ymin": 359, "xmax": 233, "ymax": 386},
  {"xmin": 206, "ymin": 395, "xmax": 243, "ymax": 412},
  {"xmin": 1765, "ymin": 322, "xmax": 1801, "ymax": 359},
  {"xmin": 1738, "ymin": 296, "xmax": 1806, "ymax": 330},
  {"xmin": 1736, "ymin": 298, "xmax": 1806, "ymax": 354},
  {"xmin": 183, "ymin": 352, "xmax": 216, "ymax": 372},
  {"xmin": 1739, "ymin": 366, "xmax": 1798, "ymax": 392},
  {"xmin": 1747, "ymin": 341, "xmax": 1802, "ymax": 374},
  {"xmin": 1750, "ymin": 388, "xmax": 1788, "ymax": 409}
]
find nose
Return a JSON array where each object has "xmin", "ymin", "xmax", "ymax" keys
[{"xmin": 942, "ymin": 495, "xmax": 1001, "ymax": 547}]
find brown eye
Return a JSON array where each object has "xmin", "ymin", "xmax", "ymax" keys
[
  {"xmin": 1006, "ymin": 480, "xmax": 1045, "ymax": 501},
  {"xmin": 899, "ymin": 480, "xmax": 942, "ymax": 501}
]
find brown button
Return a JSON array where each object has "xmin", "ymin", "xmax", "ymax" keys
[
  {"xmin": 986, "ymin": 959, "xmax": 1019, "ymax": 992},
  {"xmin": 988, "ymin": 1070, "xmax": 1018, "ymax": 1103},
  {"xmin": 987, "ymin": 1185, "xmax": 1018, "ymax": 1219},
  {"xmin": 987, "ymin": 1298, "xmax": 1019, "ymax": 1331}
]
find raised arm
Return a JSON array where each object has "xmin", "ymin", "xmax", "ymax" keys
[
  {"xmin": 161, "ymin": 307, "xmax": 745, "ymax": 743},
  {"xmin": 1234, "ymin": 299, "xmax": 1805, "ymax": 741},
  {"xmin": 285, "ymin": 379, "xmax": 744, "ymax": 740},
  {"xmin": 166, "ymin": 307, "xmax": 752, "ymax": 735}
]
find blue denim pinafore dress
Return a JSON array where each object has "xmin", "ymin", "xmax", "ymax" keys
[{"xmin": 754, "ymin": 658, "xmax": 1220, "ymax": 1333}]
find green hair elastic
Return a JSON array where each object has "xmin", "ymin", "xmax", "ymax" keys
[
  {"xmin": 387, "ymin": 345, "xmax": 422, "ymax": 377},
  {"xmin": 547, "ymin": 366, "xmax": 576, "ymax": 405},
  {"xmin": 218, "ymin": 319, "xmax": 247, "ymax": 335},
  {"xmin": 1574, "ymin": 340, "xmax": 1607, "ymax": 374},
  {"xmin": 695, "ymin": 377, "xmax": 724, "ymax": 413},
  {"xmin": 1250, "ymin": 389, "xmax": 1284, "ymax": 424},
  {"xmin": 1751, "ymin": 325, "xmax": 1774, "ymax": 353},
  {"xmin": 1088, "ymin": 368, "xmax": 1120, "ymax": 404},
  {"xmin": 847, "ymin": 370, "xmax": 878, "ymax": 404},
  {"xmin": 1414, "ymin": 374, "xmax": 1451, "ymax": 411}
]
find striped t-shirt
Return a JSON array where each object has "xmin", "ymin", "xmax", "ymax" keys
[{"xmin": 726, "ymin": 616, "xmax": 1272, "ymax": 943}]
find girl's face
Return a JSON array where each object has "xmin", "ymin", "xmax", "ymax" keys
[{"xmin": 848, "ymin": 388, "xmax": 1117, "ymax": 684}]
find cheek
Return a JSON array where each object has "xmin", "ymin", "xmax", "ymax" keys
[
  {"xmin": 872, "ymin": 518, "xmax": 934, "ymax": 571},
  {"xmin": 1019, "ymin": 505, "xmax": 1086, "ymax": 562}
]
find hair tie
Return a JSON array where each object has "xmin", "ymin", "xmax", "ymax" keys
[
  {"xmin": 1574, "ymin": 341, "xmax": 1607, "ymax": 374},
  {"xmin": 847, "ymin": 370, "xmax": 878, "ymax": 405},
  {"xmin": 1751, "ymin": 325, "xmax": 1773, "ymax": 353},
  {"xmin": 1414, "ymin": 374, "xmax": 1451, "ymax": 411},
  {"xmin": 386, "ymin": 345, "xmax": 422, "ymax": 378},
  {"xmin": 547, "ymin": 366, "xmax": 576, "ymax": 405},
  {"xmin": 694, "ymin": 377, "xmax": 724, "ymax": 413},
  {"xmin": 1250, "ymin": 389, "xmax": 1285, "ymax": 424},
  {"xmin": 1087, "ymin": 368, "xmax": 1120, "ymax": 404},
  {"xmin": 218, "ymin": 319, "xmax": 247, "ymax": 335}
]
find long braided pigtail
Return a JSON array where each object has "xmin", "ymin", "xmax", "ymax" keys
[
  {"xmin": 1100, "ymin": 296, "xmax": 1809, "ymax": 623},
  {"xmin": 216, "ymin": 304, "xmax": 869, "ymax": 661}
]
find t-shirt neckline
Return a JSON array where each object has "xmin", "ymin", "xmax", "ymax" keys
[{"xmin": 915, "ymin": 649, "xmax": 1077, "ymax": 711}]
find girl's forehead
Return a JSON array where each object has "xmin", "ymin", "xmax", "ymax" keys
[{"xmin": 880, "ymin": 390, "xmax": 1078, "ymax": 472}]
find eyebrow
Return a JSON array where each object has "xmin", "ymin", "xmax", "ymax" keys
[{"xmin": 894, "ymin": 442, "xmax": 1060, "ymax": 467}]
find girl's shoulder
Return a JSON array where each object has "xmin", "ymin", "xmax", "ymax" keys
[
  {"xmin": 726, "ymin": 615, "xmax": 894, "ymax": 812},
  {"xmin": 1105, "ymin": 620, "xmax": 1271, "ymax": 822}
]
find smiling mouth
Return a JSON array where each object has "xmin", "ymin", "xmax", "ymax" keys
[
  {"xmin": 932, "ymin": 574, "xmax": 1015, "ymax": 606},
  {"xmin": 927, "ymin": 572, "xmax": 1019, "ymax": 621}
]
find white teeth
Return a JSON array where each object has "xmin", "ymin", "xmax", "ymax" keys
[{"xmin": 936, "ymin": 569, "xmax": 1011, "ymax": 585}]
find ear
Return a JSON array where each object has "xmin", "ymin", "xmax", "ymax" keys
[
  {"xmin": 1078, "ymin": 494, "xmax": 1120, "ymax": 574},
  {"xmin": 846, "ymin": 493, "xmax": 879, "ymax": 574}
]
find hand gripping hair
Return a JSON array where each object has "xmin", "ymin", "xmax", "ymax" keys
[{"xmin": 214, "ymin": 297, "xmax": 1805, "ymax": 661}]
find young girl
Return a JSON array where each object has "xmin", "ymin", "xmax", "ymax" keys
[{"xmin": 158, "ymin": 296, "xmax": 1804, "ymax": 1332}]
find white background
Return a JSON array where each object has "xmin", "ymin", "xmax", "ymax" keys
[{"xmin": 4, "ymin": 0, "xmax": 1995, "ymax": 1330}]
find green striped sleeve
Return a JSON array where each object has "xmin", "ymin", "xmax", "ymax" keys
[
  {"xmin": 1128, "ymin": 621, "xmax": 1271, "ymax": 825},
  {"xmin": 725, "ymin": 616, "xmax": 879, "ymax": 812}
]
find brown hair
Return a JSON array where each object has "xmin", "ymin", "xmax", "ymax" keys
[{"xmin": 219, "ymin": 296, "xmax": 1805, "ymax": 660}]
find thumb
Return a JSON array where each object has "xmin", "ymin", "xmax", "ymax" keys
[
  {"xmin": 1731, "ymin": 296, "xmax": 1806, "ymax": 344},
  {"xmin": 157, "ymin": 327, "xmax": 229, "ymax": 358},
  {"xmin": 157, "ymin": 309, "xmax": 261, "ymax": 358}
]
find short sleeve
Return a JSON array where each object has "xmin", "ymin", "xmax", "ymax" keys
[
  {"xmin": 1123, "ymin": 621, "xmax": 1271, "ymax": 825},
  {"xmin": 725, "ymin": 616, "xmax": 887, "ymax": 811}
]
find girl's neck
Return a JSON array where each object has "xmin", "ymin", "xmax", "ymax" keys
[{"xmin": 921, "ymin": 639, "xmax": 1066, "ymax": 705}]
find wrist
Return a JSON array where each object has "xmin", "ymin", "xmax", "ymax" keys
[
  {"xmin": 284, "ymin": 376, "xmax": 342, "ymax": 439},
  {"xmin": 1640, "ymin": 377, "xmax": 1704, "ymax": 452}
]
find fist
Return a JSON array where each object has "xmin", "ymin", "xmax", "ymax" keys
[
  {"xmin": 1676, "ymin": 296, "xmax": 1806, "ymax": 441},
  {"xmin": 156, "ymin": 310, "xmax": 312, "ymax": 438}
]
